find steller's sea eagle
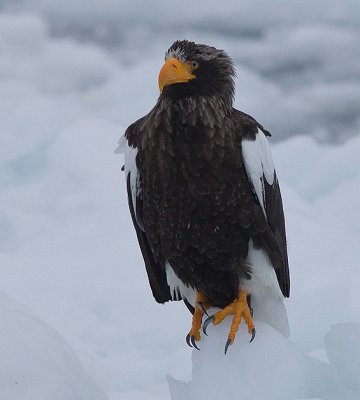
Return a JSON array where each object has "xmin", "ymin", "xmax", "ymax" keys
[{"xmin": 118, "ymin": 40, "xmax": 290, "ymax": 353}]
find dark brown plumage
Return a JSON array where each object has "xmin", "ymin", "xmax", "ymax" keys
[{"xmin": 123, "ymin": 40, "xmax": 289, "ymax": 314}]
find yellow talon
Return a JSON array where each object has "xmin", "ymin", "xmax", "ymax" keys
[
  {"xmin": 203, "ymin": 289, "xmax": 255, "ymax": 352},
  {"xmin": 186, "ymin": 291, "xmax": 211, "ymax": 349}
]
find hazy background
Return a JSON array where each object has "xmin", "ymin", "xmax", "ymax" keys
[{"xmin": 2, "ymin": 0, "xmax": 360, "ymax": 142}]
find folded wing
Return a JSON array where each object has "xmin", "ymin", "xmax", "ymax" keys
[{"xmin": 242, "ymin": 129, "xmax": 290, "ymax": 297}]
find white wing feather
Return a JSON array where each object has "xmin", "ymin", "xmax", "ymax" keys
[
  {"xmin": 115, "ymin": 134, "xmax": 139, "ymax": 218},
  {"xmin": 242, "ymin": 129, "xmax": 275, "ymax": 215}
]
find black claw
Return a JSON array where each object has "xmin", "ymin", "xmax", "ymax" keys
[
  {"xmin": 247, "ymin": 294, "xmax": 253, "ymax": 317},
  {"xmin": 191, "ymin": 336, "xmax": 200, "ymax": 350},
  {"xmin": 186, "ymin": 334, "xmax": 200, "ymax": 350},
  {"xmin": 202, "ymin": 315, "xmax": 214, "ymax": 336},
  {"xmin": 186, "ymin": 334, "xmax": 192, "ymax": 348},
  {"xmin": 197, "ymin": 302, "xmax": 209, "ymax": 316},
  {"xmin": 249, "ymin": 328, "xmax": 256, "ymax": 343},
  {"xmin": 224, "ymin": 338, "xmax": 232, "ymax": 354}
]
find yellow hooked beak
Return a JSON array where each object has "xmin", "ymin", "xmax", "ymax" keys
[{"xmin": 158, "ymin": 58, "xmax": 196, "ymax": 92}]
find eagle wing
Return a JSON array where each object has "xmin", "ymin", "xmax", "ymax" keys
[
  {"xmin": 118, "ymin": 122, "xmax": 172, "ymax": 304},
  {"xmin": 241, "ymin": 125, "xmax": 290, "ymax": 297}
]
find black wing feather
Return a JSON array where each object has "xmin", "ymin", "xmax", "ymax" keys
[
  {"xmin": 126, "ymin": 172, "xmax": 172, "ymax": 303},
  {"xmin": 264, "ymin": 174, "xmax": 290, "ymax": 297}
]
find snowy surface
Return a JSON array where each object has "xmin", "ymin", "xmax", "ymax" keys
[
  {"xmin": 0, "ymin": 292, "xmax": 107, "ymax": 400},
  {"xmin": 0, "ymin": 4, "xmax": 360, "ymax": 400}
]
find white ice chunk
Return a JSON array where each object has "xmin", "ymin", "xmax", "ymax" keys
[
  {"xmin": 169, "ymin": 322, "xmax": 309, "ymax": 400},
  {"xmin": 0, "ymin": 292, "xmax": 107, "ymax": 400},
  {"xmin": 324, "ymin": 323, "xmax": 360, "ymax": 392}
]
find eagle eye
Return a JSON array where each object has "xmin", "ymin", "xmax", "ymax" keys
[{"xmin": 189, "ymin": 61, "xmax": 199, "ymax": 69}]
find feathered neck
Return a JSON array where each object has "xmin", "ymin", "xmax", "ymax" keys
[{"xmin": 151, "ymin": 94, "xmax": 232, "ymax": 129}]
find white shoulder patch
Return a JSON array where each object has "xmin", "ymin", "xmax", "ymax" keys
[
  {"xmin": 242, "ymin": 129, "xmax": 275, "ymax": 214},
  {"xmin": 115, "ymin": 134, "xmax": 139, "ymax": 217}
]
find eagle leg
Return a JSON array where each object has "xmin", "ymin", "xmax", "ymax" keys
[
  {"xmin": 202, "ymin": 289, "xmax": 256, "ymax": 354},
  {"xmin": 186, "ymin": 291, "xmax": 211, "ymax": 350}
]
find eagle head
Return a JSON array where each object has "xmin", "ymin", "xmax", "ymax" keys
[{"xmin": 158, "ymin": 40, "xmax": 236, "ymax": 105}]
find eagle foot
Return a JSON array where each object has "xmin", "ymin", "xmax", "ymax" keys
[
  {"xmin": 202, "ymin": 289, "xmax": 256, "ymax": 354},
  {"xmin": 186, "ymin": 291, "xmax": 212, "ymax": 350}
]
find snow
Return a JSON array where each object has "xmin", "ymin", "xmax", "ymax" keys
[
  {"xmin": 0, "ymin": 292, "xmax": 107, "ymax": 400},
  {"xmin": 169, "ymin": 323, "xmax": 360, "ymax": 400},
  {"xmin": 324, "ymin": 324, "xmax": 360, "ymax": 392},
  {"xmin": 169, "ymin": 322, "xmax": 307, "ymax": 400},
  {"xmin": 0, "ymin": 4, "xmax": 360, "ymax": 400}
]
